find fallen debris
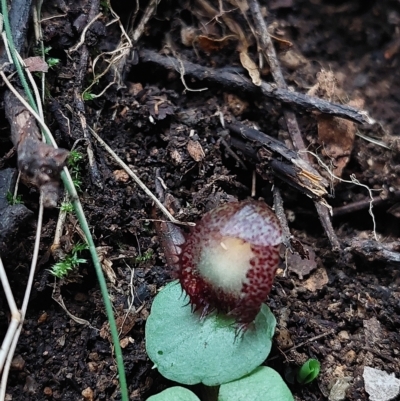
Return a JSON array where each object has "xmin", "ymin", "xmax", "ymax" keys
[
  {"xmin": 363, "ymin": 366, "xmax": 400, "ymax": 401},
  {"xmin": 4, "ymin": 91, "xmax": 69, "ymax": 208},
  {"xmin": 0, "ymin": 168, "xmax": 33, "ymax": 255},
  {"xmin": 139, "ymin": 49, "xmax": 373, "ymax": 125}
]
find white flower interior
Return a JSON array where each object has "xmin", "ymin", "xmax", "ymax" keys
[{"xmin": 197, "ymin": 236, "xmax": 253, "ymax": 295}]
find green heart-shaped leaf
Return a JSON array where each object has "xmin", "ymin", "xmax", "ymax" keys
[
  {"xmin": 218, "ymin": 366, "xmax": 294, "ymax": 401},
  {"xmin": 145, "ymin": 281, "xmax": 276, "ymax": 386},
  {"xmin": 146, "ymin": 386, "xmax": 200, "ymax": 401}
]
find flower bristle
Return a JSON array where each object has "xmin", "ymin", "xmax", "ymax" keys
[{"xmin": 178, "ymin": 200, "xmax": 282, "ymax": 327}]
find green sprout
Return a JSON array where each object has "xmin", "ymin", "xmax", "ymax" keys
[
  {"xmin": 69, "ymin": 149, "xmax": 84, "ymax": 164},
  {"xmin": 83, "ymin": 92, "xmax": 95, "ymax": 101},
  {"xmin": 50, "ymin": 242, "xmax": 89, "ymax": 278},
  {"xmin": 34, "ymin": 45, "xmax": 51, "ymax": 56},
  {"xmin": 47, "ymin": 57, "xmax": 60, "ymax": 69},
  {"xmin": 100, "ymin": 0, "xmax": 110, "ymax": 11},
  {"xmin": 6, "ymin": 191, "xmax": 23, "ymax": 205},
  {"xmin": 34, "ymin": 46, "xmax": 60, "ymax": 69},
  {"xmin": 134, "ymin": 249, "xmax": 154, "ymax": 264},
  {"xmin": 60, "ymin": 201, "xmax": 74, "ymax": 213},
  {"xmin": 68, "ymin": 150, "xmax": 84, "ymax": 191},
  {"xmin": 297, "ymin": 359, "xmax": 321, "ymax": 384}
]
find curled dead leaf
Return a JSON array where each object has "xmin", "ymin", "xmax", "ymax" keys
[
  {"xmin": 317, "ymin": 98, "xmax": 363, "ymax": 178},
  {"xmin": 239, "ymin": 51, "xmax": 261, "ymax": 86}
]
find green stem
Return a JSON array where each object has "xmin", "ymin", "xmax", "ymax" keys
[
  {"xmin": 200, "ymin": 384, "xmax": 219, "ymax": 401},
  {"xmin": 1, "ymin": 1, "xmax": 129, "ymax": 399},
  {"xmin": 62, "ymin": 171, "xmax": 128, "ymax": 400},
  {"xmin": 1, "ymin": 0, "xmax": 37, "ymax": 111}
]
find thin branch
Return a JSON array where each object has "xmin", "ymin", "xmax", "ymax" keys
[
  {"xmin": 248, "ymin": 0, "xmax": 340, "ymax": 250},
  {"xmin": 139, "ymin": 49, "xmax": 373, "ymax": 125},
  {"xmin": 88, "ymin": 127, "xmax": 194, "ymax": 227},
  {"xmin": 333, "ymin": 190, "xmax": 400, "ymax": 217},
  {"xmin": 0, "ymin": 198, "xmax": 43, "ymax": 398},
  {"xmin": 68, "ymin": 13, "xmax": 103, "ymax": 53},
  {"xmin": 0, "ymin": 256, "xmax": 20, "ymax": 372},
  {"xmin": 267, "ymin": 329, "xmax": 336, "ymax": 362},
  {"xmin": 130, "ymin": 0, "xmax": 160, "ymax": 43},
  {"xmin": 273, "ymin": 187, "xmax": 293, "ymax": 252}
]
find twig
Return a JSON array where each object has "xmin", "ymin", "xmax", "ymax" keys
[
  {"xmin": 304, "ymin": 150, "xmax": 379, "ymax": 241},
  {"xmin": 251, "ymin": 170, "xmax": 256, "ymax": 197},
  {"xmin": 139, "ymin": 49, "xmax": 373, "ymax": 125},
  {"xmin": 333, "ymin": 190, "xmax": 400, "ymax": 217},
  {"xmin": 70, "ymin": 0, "xmax": 107, "ymax": 190},
  {"xmin": 39, "ymin": 14, "xmax": 67, "ymax": 23},
  {"xmin": 0, "ymin": 71, "xmax": 56, "ymax": 146},
  {"xmin": 227, "ymin": 122, "xmax": 329, "ymax": 199},
  {"xmin": 52, "ymin": 193, "xmax": 68, "ymax": 252},
  {"xmin": 273, "ymin": 187, "xmax": 292, "ymax": 252},
  {"xmin": 287, "ymin": 329, "xmax": 335, "ymax": 354},
  {"xmin": 52, "ymin": 281, "xmax": 92, "ymax": 326},
  {"xmin": 0, "ymin": 195, "xmax": 43, "ymax": 399},
  {"xmin": 218, "ymin": 131, "xmax": 247, "ymax": 170},
  {"xmin": 88, "ymin": 127, "xmax": 194, "ymax": 227},
  {"xmin": 248, "ymin": 0, "xmax": 340, "ymax": 250},
  {"xmin": 0, "ymin": 256, "xmax": 21, "ymax": 373},
  {"xmin": 130, "ymin": 0, "xmax": 161, "ymax": 43},
  {"xmin": 75, "ymin": 108, "xmax": 103, "ymax": 188},
  {"xmin": 68, "ymin": 12, "xmax": 103, "ymax": 53},
  {"xmin": 176, "ymin": 56, "xmax": 208, "ymax": 92},
  {"xmin": 349, "ymin": 239, "xmax": 400, "ymax": 264},
  {"xmin": 3, "ymin": 76, "xmax": 69, "ymax": 208},
  {"xmin": 267, "ymin": 329, "xmax": 335, "ymax": 362}
]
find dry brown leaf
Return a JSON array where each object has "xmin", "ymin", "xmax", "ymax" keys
[
  {"xmin": 308, "ymin": 70, "xmax": 364, "ymax": 178},
  {"xmin": 224, "ymin": 93, "xmax": 249, "ymax": 116},
  {"xmin": 113, "ymin": 169, "xmax": 129, "ymax": 183},
  {"xmin": 120, "ymin": 337, "xmax": 130, "ymax": 349},
  {"xmin": 100, "ymin": 313, "xmax": 136, "ymax": 342},
  {"xmin": 24, "ymin": 56, "xmax": 49, "ymax": 73},
  {"xmin": 307, "ymin": 69, "xmax": 337, "ymax": 100},
  {"xmin": 287, "ymin": 246, "xmax": 317, "ymax": 279},
  {"xmin": 303, "ymin": 267, "xmax": 329, "ymax": 292},
  {"xmin": 97, "ymin": 246, "xmax": 116, "ymax": 284},
  {"xmin": 317, "ymin": 98, "xmax": 363, "ymax": 178},
  {"xmin": 170, "ymin": 149, "xmax": 183, "ymax": 165},
  {"xmin": 181, "ymin": 26, "xmax": 198, "ymax": 47},
  {"xmin": 187, "ymin": 139, "xmax": 205, "ymax": 162},
  {"xmin": 239, "ymin": 51, "xmax": 261, "ymax": 86},
  {"xmin": 275, "ymin": 327, "xmax": 294, "ymax": 350}
]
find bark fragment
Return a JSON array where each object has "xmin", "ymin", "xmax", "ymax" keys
[
  {"xmin": 0, "ymin": 168, "xmax": 33, "ymax": 254},
  {"xmin": 4, "ymin": 91, "xmax": 69, "ymax": 208}
]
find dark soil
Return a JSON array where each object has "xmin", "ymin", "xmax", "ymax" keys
[{"xmin": 1, "ymin": 0, "xmax": 400, "ymax": 400}]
